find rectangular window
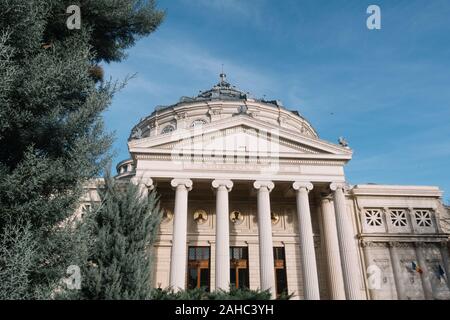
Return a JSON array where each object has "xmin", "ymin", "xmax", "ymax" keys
[
  {"xmin": 273, "ymin": 247, "xmax": 288, "ymax": 297},
  {"xmin": 187, "ymin": 246, "xmax": 210, "ymax": 291},
  {"xmin": 230, "ymin": 247, "xmax": 249, "ymax": 289}
]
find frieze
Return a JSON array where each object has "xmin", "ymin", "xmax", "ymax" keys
[
  {"xmin": 388, "ymin": 241, "xmax": 412, "ymax": 248},
  {"xmin": 135, "ymin": 154, "xmax": 346, "ymax": 166},
  {"xmin": 414, "ymin": 241, "xmax": 438, "ymax": 249},
  {"xmin": 361, "ymin": 240, "xmax": 389, "ymax": 248}
]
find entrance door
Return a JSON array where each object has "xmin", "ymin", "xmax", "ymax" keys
[
  {"xmin": 274, "ymin": 247, "xmax": 288, "ymax": 297},
  {"xmin": 230, "ymin": 247, "xmax": 249, "ymax": 289},
  {"xmin": 187, "ymin": 247, "xmax": 210, "ymax": 291}
]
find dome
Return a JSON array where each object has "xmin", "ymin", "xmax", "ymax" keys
[{"xmin": 129, "ymin": 75, "xmax": 319, "ymax": 140}]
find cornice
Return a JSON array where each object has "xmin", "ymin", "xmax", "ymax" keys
[
  {"xmin": 133, "ymin": 153, "xmax": 347, "ymax": 166},
  {"xmin": 351, "ymin": 184, "xmax": 442, "ymax": 198}
]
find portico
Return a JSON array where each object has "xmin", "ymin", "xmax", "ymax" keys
[{"xmin": 138, "ymin": 175, "xmax": 360, "ymax": 299}]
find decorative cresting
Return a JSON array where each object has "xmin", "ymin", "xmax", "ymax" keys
[
  {"xmin": 212, "ymin": 179, "xmax": 234, "ymax": 291},
  {"xmin": 253, "ymin": 180, "xmax": 276, "ymax": 298},
  {"xmin": 319, "ymin": 195, "xmax": 346, "ymax": 300},
  {"xmin": 330, "ymin": 182, "xmax": 364, "ymax": 300},
  {"xmin": 292, "ymin": 182, "xmax": 320, "ymax": 300},
  {"xmin": 169, "ymin": 179, "xmax": 193, "ymax": 291}
]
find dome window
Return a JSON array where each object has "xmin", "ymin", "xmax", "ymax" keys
[
  {"xmin": 191, "ymin": 119, "xmax": 207, "ymax": 128},
  {"xmin": 161, "ymin": 125, "xmax": 175, "ymax": 134}
]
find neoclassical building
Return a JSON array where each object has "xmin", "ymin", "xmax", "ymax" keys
[{"xmin": 82, "ymin": 74, "xmax": 450, "ymax": 300}]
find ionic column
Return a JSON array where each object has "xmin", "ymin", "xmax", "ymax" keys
[
  {"xmin": 320, "ymin": 196, "xmax": 346, "ymax": 300},
  {"xmin": 388, "ymin": 241, "xmax": 405, "ymax": 300},
  {"xmin": 212, "ymin": 179, "xmax": 233, "ymax": 291},
  {"xmin": 169, "ymin": 178, "xmax": 193, "ymax": 291},
  {"xmin": 292, "ymin": 181, "xmax": 320, "ymax": 300},
  {"xmin": 253, "ymin": 180, "xmax": 276, "ymax": 298},
  {"xmin": 131, "ymin": 176, "xmax": 154, "ymax": 200},
  {"xmin": 330, "ymin": 182, "xmax": 363, "ymax": 300},
  {"xmin": 415, "ymin": 242, "xmax": 433, "ymax": 299}
]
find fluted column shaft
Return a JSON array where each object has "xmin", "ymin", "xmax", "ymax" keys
[
  {"xmin": 169, "ymin": 179, "xmax": 193, "ymax": 291},
  {"xmin": 212, "ymin": 179, "xmax": 233, "ymax": 291},
  {"xmin": 293, "ymin": 182, "xmax": 320, "ymax": 300},
  {"xmin": 415, "ymin": 243, "xmax": 433, "ymax": 299},
  {"xmin": 254, "ymin": 180, "xmax": 276, "ymax": 298},
  {"xmin": 388, "ymin": 242, "xmax": 405, "ymax": 300},
  {"xmin": 320, "ymin": 196, "xmax": 346, "ymax": 300},
  {"xmin": 439, "ymin": 242, "xmax": 450, "ymax": 288},
  {"xmin": 330, "ymin": 182, "xmax": 363, "ymax": 300}
]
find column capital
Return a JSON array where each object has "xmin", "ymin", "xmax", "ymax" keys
[
  {"xmin": 253, "ymin": 180, "xmax": 274, "ymax": 192},
  {"xmin": 292, "ymin": 181, "xmax": 313, "ymax": 192},
  {"xmin": 388, "ymin": 241, "xmax": 400, "ymax": 248},
  {"xmin": 131, "ymin": 177, "xmax": 154, "ymax": 190},
  {"xmin": 330, "ymin": 182, "xmax": 349, "ymax": 192},
  {"xmin": 320, "ymin": 193, "xmax": 334, "ymax": 202},
  {"xmin": 212, "ymin": 179, "xmax": 233, "ymax": 192},
  {"xmin": 414, "ymin": 241, "xmax": 426, "ymax": 248},
  {"xmin": 439, "ymin": 240, "xmax": 449, "ymax": 248},
  {"xmin": 171, "ymin": 178, "xmax": 193, "ymax": 191}
]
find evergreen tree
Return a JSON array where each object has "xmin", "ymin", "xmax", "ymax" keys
[
  {"xmin": 0, "ymin": 0, "xmax": 164, "ymax": 299},
  {"xmin": 80, "ymin": 175, "xmax": 163, "ymax": 299}
]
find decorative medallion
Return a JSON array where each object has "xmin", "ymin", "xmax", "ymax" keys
[
  {"xmin": 162, "ymin": 208, "xmax": 173, "ymax": 223},
  {"xmin": 193, "ymin": 209, "xmax": 208, "ymax": 225},
  {"xmin": 271, "ymin": 212, "xmax": 280, "ymax": 225},
  {"xmin": 230, "ymin": 210, "xmax": 244, "ymax": 225}
]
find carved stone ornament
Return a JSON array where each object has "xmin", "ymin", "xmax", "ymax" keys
[
  {"xmin": 230, "ymin": 210, "xmax": 244, "ymax": 225},
  {"xmin": 193, "ymin": 209, "xmax": 208, "ymax": 225},
  {"xmin": 232, "ymin": 105, "xmax": 252, "ymax": 117},
  {"xmin": 361, "ymin": 240, "xmax": 388, "ymax": 248},
  {"xmin": 130, "ymin": 126, "xmax": 143, "ymax": 140},
  {"xmin": 271, "ymin": 211, "xmax": 280, "ymax": 225},
  {"xmin": 162, "ymin": 208, "xmax": 173, "ymax": 224}
]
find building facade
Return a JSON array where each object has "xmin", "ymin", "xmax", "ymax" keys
[{"xmin": 82, "ymin": 75, "xmax": 450, "ymax": 300}]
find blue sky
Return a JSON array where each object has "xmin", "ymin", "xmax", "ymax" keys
[{"xmin": 102, "ymin": 0, "xmax": 450, "ymax": 202}]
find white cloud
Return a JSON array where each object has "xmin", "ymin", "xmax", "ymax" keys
[{"xmin": 132, "ymin": 34, "xmax": 274, "ymax": 98}]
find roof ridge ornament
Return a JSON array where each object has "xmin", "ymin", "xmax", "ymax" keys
[
  {"xmin": 338, "ymin": 136, "xmax": 350, "ymax": 149},
  {"xmin": 232, "ymin": 105, "xmax": 252, "ymax": 117},
  {"xmin": 218, "ymin": 72, "xmax": 230, "ymax": 87}
]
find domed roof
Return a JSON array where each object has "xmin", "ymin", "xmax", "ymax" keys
[
  {"xmin": 154, "ymin": 74, "xmax": 285, "ymax": 113},
  {"xmin": 195, "ymin": 73, "xmax": 248, "ymax": 101},
  {"xmin": 133, "ymin": 74, "xmax": 319, "ymax": 140}
]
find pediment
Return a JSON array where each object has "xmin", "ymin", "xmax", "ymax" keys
[{"xmin": 129, "ymin": 115, "xmax": 352, "ymax": 160}]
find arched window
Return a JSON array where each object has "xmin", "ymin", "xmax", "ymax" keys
[
  {"xmin": 191, "ymin": 119, "xmax": 207, "ymax": 128},
  {"xmin": 161, "ymin": 125, "xmax": 175, "ymax": 134}
]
